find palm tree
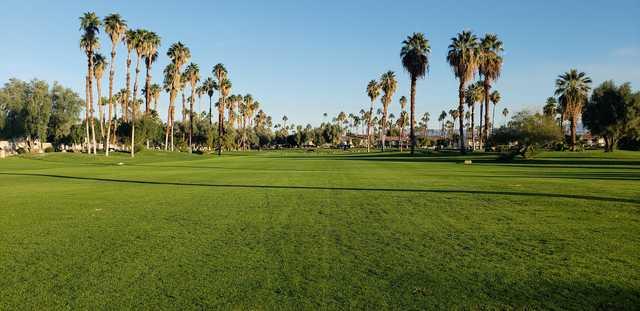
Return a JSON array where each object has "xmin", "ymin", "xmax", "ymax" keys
[
  {"xmin": 79, "ymin": 12, "xmax": 101, "ymax": 154},
  {"xmin": 93, "ymin": 53, "xmax": 107, "ymax": 141},
  {"xmin": 543, "ymin": 96, "xmax": 557, "ymax": 118},
  {"xmin": 149, "ymin": 84, "xmax": 161, "ymax": 112},
  {"xmin": 420, "ymin": 112, "xmax": 430, "ymax": 140},
  {"xmin": 447, "ymin": 30, "xmax": 479, "ymax": 153},
  {"xmin": 555, "ymin": 69, "xmax": 592, "ymax": 151},
  {"xmin": 465, "ymin": 82, "xmax": 483, "ymax": 149},
  {"xmin": 489, "ymin": 90, "xmax": 501, "ymax": 134},
  {"xmin": 398, "ymin": 95, "xmax": 407, "ymax": 151},
  {"xmin": 502, "ymin": 107, "xmax": 509, "ymax": 121},
  {"xmin": 129, "ymin": 29, "xmax": 146, "ymax": 157},
  {"xmin": 379, "ymin": 71, "xmax": 397, "ymax": 152},
  {"xmin": 213, "ymin": 63, "xmax": 229, "ymax": 155},
  {"xmin": 365, "ymin": 80, "xmax": 380, "ymax": 152},
  {"xmin": 438, "ymin": 110, "xmax": 447, "ymax": 137},
  {"xmin": 184, "ymin": 63, "xmax": 200, "ymax": 152},
  {"xmin": 478, "ymin": 34, "xmax": 503, "ymax": 147},
  {"xmin": 201, "ymin": 77, "xmax": 216, "ymax": 125},
  {"xmin": 242, "ymin": 94, "xmax": 254, "ymax": 149},
  {"xmin": 123, "ymin": 29, "xmax": 137, "ymax": 122},
  {"xmin": 142, "ymin": 31, "xmax": 160, "ymax": 114},
  {"xmin": 400, "ymin": 32, "xmax": 430, "ymax": 155},
  {"xmin": 164, "ymin": 42, "xmax": 191, "ymax": 151},
  {"xmin": 103, "ymin": 13, "xmax": 127, "ymax": 156}
]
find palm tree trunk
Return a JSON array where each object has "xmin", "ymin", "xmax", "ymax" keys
[
  {"xmin": 366, "ymin": 100, "xmax": 374, "ymax": 152},
  {"xmin": 85, "ymin": 75, "xmax": 90, "ymax": 153},
  {"xmin": 483, "ymin": 80, "xmax": 491, "ymax": 150},
  {"xmin": 182, "ymin": 92, "xmax": 186, "ymax": 123},
  {"xmin": 479, "ymin": 97, "xmax": 484, "ymax": 149},
  {"xmin": 217, "ymin": 96, "xmax": 224, "ymax": 156},
  {"xmin": 96, "ymin": 80, "xmax": 104, "ymax": 143},
  {"xmin": 88, "ymin": 51, "xmax": 97, "ymax": 154},
  {"xmin": 189, "ymin": 85, "xmax": 195, "ymax": 153},
  {"xmin": 124, "ymin": 49, "xmax": 132, "ymax": 122},
  {"xmin": 492, "ymin": 103, "xmax": 496, "ymax": 135},
  {"xmin": 208, "ymin": 96, "xmax": 213, "ymax": 126},
  {"xmin": 471, "ymin": 103, "xmax": 475, "ymax": 150},
  {"xmin": 105, "ymin": 45, "xmax": 117, "ymax": 157},
  {"xmin": 409, "ymin": 76, "xmax": 417, "ymax": 155},
  {"xmin": 570, "ymin": 116, "xmax": 577, "ymax": 151},
  {"xmin": 381, "ymin": 104, "xmax": 388, "ymax": 152},
  {"xmin": 458, "ymin": 82, "xmax": 466, "ymax": 154},
  {"xmin": 145, "ymin": 59, "xmax": 152, "ymax": 114},
  {"xmin": 131, "ymin": 56, "xmax": 142, "ymax": 157}
]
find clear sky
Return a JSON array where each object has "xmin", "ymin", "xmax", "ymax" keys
[{"xmin": 1, "ymin": 0, "xmax": 639, "ymax": 127}]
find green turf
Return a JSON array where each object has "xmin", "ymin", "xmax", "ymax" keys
[{"xmin": 0, "ymin": 150, "xmax": 639, "ymax": 309}]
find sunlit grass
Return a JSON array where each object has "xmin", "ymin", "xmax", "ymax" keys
[{"xmin": 0, "ymin": 150, "xmax": 638, "ymax": 309}]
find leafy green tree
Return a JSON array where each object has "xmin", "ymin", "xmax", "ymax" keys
[
  {"xmin": 489, "ymin": 110, "xmax": 562, "ymax": 157},
  {"xmin": 48, "ymin": 83, "xmax": 83, "ymax": 146},
  {"xmin": 583, "ymin": 81, "xmax": 637, "ymax": 152}
]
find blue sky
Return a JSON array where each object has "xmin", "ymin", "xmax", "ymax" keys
[{"xmin": 1, "ymin": 0, "xmax": 639, "ymax": 127}]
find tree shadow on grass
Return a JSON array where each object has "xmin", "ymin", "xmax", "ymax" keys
[
  {"xmin": 283, "ymin": 153, "xmax": 640, "ymax": 169},
  {"xmin": 2, "ymin": 172, "xmax": 638, "ymax": 205}
]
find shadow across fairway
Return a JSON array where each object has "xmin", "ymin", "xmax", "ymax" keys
[{"xmin": 2, "ymin": 172, "xmax": 639, "ymax": 205}]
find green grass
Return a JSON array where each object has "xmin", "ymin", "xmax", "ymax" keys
[{"xmin": 0, "ymin": 150, "xmax": 639, "ymax": 309}]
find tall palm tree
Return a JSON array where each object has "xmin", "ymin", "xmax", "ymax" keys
[
  {"xmin": 129, "ymin": 29, "xmax": 147, "ymax": 157},
  {"xmin": 478, "ymin": 34, "xmax": 503, "ymax": 147},
  {"xmin": 420, "ymin": 112, "xmax": 430, "ymax": 139},
  {"xmin": 379, "ymin": 71, "xmax": 397, "ymax": 152},
  {"xmin": 213, "ymin": 63, "xmax": 229, "ymax": 155},
  {"xmin": 164, "ymin": 42, "xmax": 191, "ymax": 151},
  {"xmin": 79, "ymin": 12, "xmax": 101, "ymax": 154},
  {"xmin": 103, "ymin": 13, "xmax": 127, "ymax": 156},
  {"xmin": 201, "ymin": 77, "xmax": 216, "ymax": 125},
  {"xmin": 93, "ymin": 53, "xmax": 107, "ymax": 141},
  {"xmin": 365, "ymin": 80, "xmax": 380, "ymax": 152},
  {"xmin": 438, "ymin": 110, "xmax": 447, "ymax": 137},
  {"xmin": 554, "ymin": 69, "xmax": 592, "ymax": 151},
  {"xmin": 142, "ymin": 31, "xmax": 160, "ymax": 114},
  {"xmin": 400, "ymin": 32, "xmax": 430, "ymax": 155},
  {"xmin": 489, "ymin": 90, "xmax": 501, "ymax": 134},
  {"xmin": 465, "ymin": 81, "xmax": 483, "ymax": 149},
  {"xmin": 184, "ymin": 63, "xmax": 200, "ymax": 152},
  {"xmin": 398, "ymin": 95, "xmax": 407, "ymax": 151},
  {"xmin": 447, "ymin": 30, "xmax": 479, "ymax": 153},
  {"xmin": 123, "ymin": 29, "xmax": 137, "ymax": 122}
]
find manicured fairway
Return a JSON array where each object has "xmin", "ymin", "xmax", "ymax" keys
[{"xmin": 0, "ymin": 150, "xmax": 639, "ymax": 309}]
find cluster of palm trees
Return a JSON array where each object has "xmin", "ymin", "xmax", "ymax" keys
[
  {"xmin": 79, "ymin": 12, "xmax": 264, "ymax": 157},
  {"xmin": 445, "ymin": 31, "xmax": 504, "ymax": 153},
  {"xmin": 365, "ymin": 31, "xmax": 505, "ymax": 154},
  {"xmin": 365, "ymin": 33, "xmax": 430, "ymax": 154}
]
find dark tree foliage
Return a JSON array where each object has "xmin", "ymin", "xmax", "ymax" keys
[{"xmin": 583, "ymin": 81, "xmax": 640, "ymax": 152}]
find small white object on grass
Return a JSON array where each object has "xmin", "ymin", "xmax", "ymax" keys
[
  {"xmin": 117, "ymin": 162, "xmax": 124, "ymax": 166},
  {"xmin": 464, "ymin": 160, "xmax": 472, "ymax": 165}
]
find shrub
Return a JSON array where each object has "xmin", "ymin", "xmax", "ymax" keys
[
  {"xmin": 44, "ymin": 146, "xmax": 55, "ymax": 153},
  {"xmin": 16, "ymin": 147, "xmax": 28, "ymax": 154}
]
